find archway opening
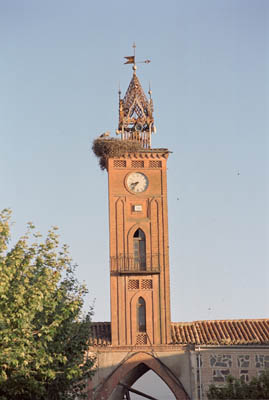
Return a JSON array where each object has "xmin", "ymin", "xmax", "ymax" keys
[
  {"xmin": 129, "ymin": 370, "xmax": 176, "ymax": 399},
  {"xmin": 108, "ymin": 358, "xmax": 188, "ymax": 400},
  {"xmin": 133, "ymin": 228, "xmax": 146, "ymax": 270}
]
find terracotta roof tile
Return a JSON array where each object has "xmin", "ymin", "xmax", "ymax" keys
[
  {"xmin": 89, "ymin": 319, "xmax": 269, "ymax": 347},
  {"xmin": 253, "ymin": 320, "xmax": 267, "ymax": 342},
  {"xmin": 171, "ymin": 319, "xmax": 269, "ymax": 345}
]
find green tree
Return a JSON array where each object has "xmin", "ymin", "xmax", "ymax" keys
[
  {"xmin": 207, "ymin": 370, "xmax": 269, "ymax": 399},
  {"xmin": 0, "ymin": 209, "xmax": 95, "ymax": 400}
]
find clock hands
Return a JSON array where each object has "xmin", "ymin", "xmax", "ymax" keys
[{"xmin": 131, "ymin": 181, "xmax": 139, "ymax": 190}]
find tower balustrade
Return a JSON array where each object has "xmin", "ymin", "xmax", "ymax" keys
[{"xmin": 110, "ymin": 253, "xmax": 161, "ymax": 274}]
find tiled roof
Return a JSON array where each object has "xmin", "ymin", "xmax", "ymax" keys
[
  {"xmin": 171, "ymin": 319, "xmax": 269, "ymax": 345},
  {"xmin": 89, "ymin": 319, "xmax": 269, "ymax": 347}
]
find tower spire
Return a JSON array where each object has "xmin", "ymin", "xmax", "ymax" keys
[{"xmin": 117, "ymin": 45, "xmax": 155, "ymax": 149}]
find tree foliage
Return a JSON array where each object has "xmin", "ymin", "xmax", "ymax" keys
[
  {"xmin": 207, "ymin": 370, "xmax": 269, "ymax": 399},
  {"xmin": 0, "ymin": 209, "xmax": 95, "ymax": 400}
]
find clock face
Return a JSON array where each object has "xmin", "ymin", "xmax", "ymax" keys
[{"xmin": 126, "ymin": 172, "xmax": 149, "ymax": 193}]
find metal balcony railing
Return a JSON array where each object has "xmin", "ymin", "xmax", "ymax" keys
[
  {"xmin": 110, "ymin": 254, "xmax": 161, "ymax": 274},
  {"xmin": 120, "ymin": 131, "xmax": 151, "ymax": 149}
]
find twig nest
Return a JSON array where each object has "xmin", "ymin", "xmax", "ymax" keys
[{"xmin": 92, "ymin": 138, "xmax": 143, "ymax": 170}]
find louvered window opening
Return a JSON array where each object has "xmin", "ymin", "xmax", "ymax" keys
[
  {"xmin": 136, "ymin": 333, "xmax": 147, "ymax": 345},
  {"xmin": 128, "ymin": 279, "xmax": 139, "ymax": 290},
  {"xmin": 131, "ymin": 160, "xmax": 144, "ymax": 168},
  {"xmin": 113, "ymin": 160, "xmax": 126, "ymax": 168},
  {"xmin": 149, "ymin": 160, "xmax": 162, "ymax": 168},
  {"xmin": 141, "ymin": 279, "xmax": 152, "ymax": 290}
]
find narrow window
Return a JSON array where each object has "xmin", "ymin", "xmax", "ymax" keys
[
  {"xmin": 133, "ymin": 229, "xmax": 146, "ymax": 270},
  {"xmin": 137, "ymin": 297, "xmax": 146, "ymax": 332}
]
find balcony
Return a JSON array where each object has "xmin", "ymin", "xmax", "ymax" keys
[{"xmin": 110, "ymin": 254, "xmax": 161, "ymax": 274}]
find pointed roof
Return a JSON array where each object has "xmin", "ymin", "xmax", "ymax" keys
[
  {"xmin": 123, "ymin": 72, "xmax": 150, "ymax": 119},
  {"xmin": 117, "ymin": 70, "xmax": 154, "ymax": 142},
  {"xmin": 117, "ymin": 51, "xmax": 155, "ymax": 148}
]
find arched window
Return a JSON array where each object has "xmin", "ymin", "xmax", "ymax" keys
[
  {"xmin": 133, "ymin": 228, "xmax": 146, "ymax": 271},
  {"xmin": 137, "ymin": 297, "xmax": 146, "ymax": 332}
]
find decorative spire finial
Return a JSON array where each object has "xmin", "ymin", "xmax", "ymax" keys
[
  {"xmin": 124, "ymin": 43, "xmax": 151, "ymax": 73},
  {"xmin": 117, "ymin": 46, "xmax": 155, "ymax": 149}
]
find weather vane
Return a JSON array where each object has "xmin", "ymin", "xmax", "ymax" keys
[{"xmin": 124, "ymin": 42, "xmax": 150, "ymax": 71}]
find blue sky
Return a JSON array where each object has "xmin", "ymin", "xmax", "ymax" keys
[{"xmin": 1, "ymin": 0, "xmax": 268, "ymax": 326}]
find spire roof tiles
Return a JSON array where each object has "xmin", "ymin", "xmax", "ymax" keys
[{"xmin": 123, "ymin": 73, "xmax": 150, "ymax": 118}]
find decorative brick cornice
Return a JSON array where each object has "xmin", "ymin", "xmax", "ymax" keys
[{"xmin": 119, "ymin": 149, "xmax": 170, "ymax": 159}]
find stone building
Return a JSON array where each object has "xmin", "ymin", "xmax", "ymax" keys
[
  {"xmin": 89, "ymin": 319, "xmax": 269, "ymax": 399},
  {"xmin": 89, "ymin": 52, "xmax": 269, "ymax": 399}
]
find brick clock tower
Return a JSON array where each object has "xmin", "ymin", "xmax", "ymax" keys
[
  {"xmin": 89, "ymin": 51, "xmax": 269, "ymax": 400},
  {"xmin": 103, "ymin": 57, "xmax": 171, "ymax": 348}
]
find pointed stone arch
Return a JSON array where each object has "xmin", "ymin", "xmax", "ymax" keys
[
  {"xmin": 92, "ymin": 351, "xmax": 190, "ymax": 400},
  {"xmin": 133, "ymin": 229, "xmax": 146, "ymax": 271},
  {"xmin": 129, "ymin": 291, "xmax": 153, "ymax": 345},
  {"xmin": 127, "ymin": 223, "xmax": 150, "ymax": 257}
]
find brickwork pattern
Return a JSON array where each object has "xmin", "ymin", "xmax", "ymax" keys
[
  {"xmin": 107, "ymin": 151, "xmax": 171, "ymax": 347},
  {"xmin": 141, "ymin": 279, "xmax": 153, "ymax": 290},
  {"xmin": 113, "ymin": 159, "xmax": 126, "ymax": 168},
  {"xmin": 149, "ymin": 160, "xmax": 162, "ymax": 168},
  {"xmin": 131, "ymin": 160, "xmax": 144, "ymax": 168},
  {"xmin": 128, "ymin": 279, "xmax": 139, "ymax": 290}
]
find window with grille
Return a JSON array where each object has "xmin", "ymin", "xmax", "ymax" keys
[
  {"xmin": 149, "ymin": 160, "xmax": 162, "ymax": 168},
  {"xmin": 128, "ymin": 279, "xmax": 139, "ymax": 290},
  {"xmin": 136, "ymin": 333, "xmax": 147, "ymax": 345},
  {"xmin": 113, "ymin": 160, "xmax": 126, "ymax": 168},
  {"xmin": 131, "ymin": 160, "xmax": 144, "ymax": 168},
  {"xmin": 141, "ymin": 279, "xmax": 152, "ymax": 290}
]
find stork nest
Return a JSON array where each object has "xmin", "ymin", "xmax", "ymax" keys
[{"xmin": 92, "ymin": 138, "xmax": 143, "ymax": 170}]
